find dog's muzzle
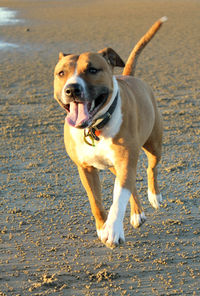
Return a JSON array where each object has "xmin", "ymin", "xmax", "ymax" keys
[
  {"xmin": 63, "ymin": 83, "xmax": 110, "ymax": 129},
  {"xmin": 65, "ymin": 83, "xmax": 83, "ymax": 99}
]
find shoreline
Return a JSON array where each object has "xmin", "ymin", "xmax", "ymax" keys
[{"xmin": 0, "ymin": 6, "xmax": 22, "ymax": 49}]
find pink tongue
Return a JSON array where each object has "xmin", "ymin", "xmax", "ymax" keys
[{"xmin": 66, "ymin": 102, "xmax": 90, "ymax": 127}]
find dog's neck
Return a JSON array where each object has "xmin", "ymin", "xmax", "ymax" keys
[
  {"xmin": 93, "ymin": 76, "xmax": 119, "ymax": 122},
  {"xmin": 84, "ymin": 77, "xmax": 122, "ymax": 144}
]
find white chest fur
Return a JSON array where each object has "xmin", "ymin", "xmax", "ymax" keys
[
  {"xmin": 70, "ymin": 128, "xmax": 115, "ymax": 169},
  {"xmin": 69, "ymin": 76, "xmax": 122, "ymax": 170}
]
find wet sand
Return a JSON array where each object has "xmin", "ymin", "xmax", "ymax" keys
[{"xmin": 0, "ymin": 0, "xmax": 200, "ymax": 295}]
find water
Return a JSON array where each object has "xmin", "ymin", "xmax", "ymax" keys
[
  {"xmin": 0, "ymin": 41, "xmax": 19, "ymax": 49},
  {"xmin": 0, "ymin": 7, "xmax": 20, "ymax": 25},
  {"xmin": 0, "ymin": 7, "xmax": 21, "ymax": 49}
]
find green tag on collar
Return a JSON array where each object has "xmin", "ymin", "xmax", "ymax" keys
[{"xmin": 84, "ymin": 130, "xmax": 95, "ymax": 147}]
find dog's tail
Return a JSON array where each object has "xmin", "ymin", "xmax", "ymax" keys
[{"xmin": 122, "ymin": 16, "xmax": 167, "ymax": 76}]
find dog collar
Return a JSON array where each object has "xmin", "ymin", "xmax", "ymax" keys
[{"xmin": 84, "ymin": 91, "xmax": 119, "ymax": 146}]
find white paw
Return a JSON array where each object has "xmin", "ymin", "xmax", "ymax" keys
[
  {"xmin": 148, "ymin": 190, "xmax": 162, "ymax": 209},
  {"xmin": 97, "ymin": 218, "xmax": 125, "ymax": 249},
  {"xmin": 130, "ymin": 212, "xmax": 146, "ymax": 228},
  {"xmin": 97, "ymin": 179, "xmax": 130, "ymax": 248}
]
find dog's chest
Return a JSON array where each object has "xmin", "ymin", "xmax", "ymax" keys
[{"xmin": 70, "ymin": 129, "xmax": 115, "ymax": 170}]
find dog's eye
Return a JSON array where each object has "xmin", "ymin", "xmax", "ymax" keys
[
  {"xmin": 88, "ymin": 67, "xmax": 100, "ymax": 74},
  {"xmin": 58, "ymin": 70, "xmax": 65, "ymax": 77}
]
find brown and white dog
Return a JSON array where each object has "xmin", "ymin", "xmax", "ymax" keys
[{"xmin": 54, "ymin": 17, "xmax": 167, "ymax": 248}]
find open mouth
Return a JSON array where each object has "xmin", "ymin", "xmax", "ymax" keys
[{"xmin": 63, "ymin": 92, "xmax": 109, "ymax": 128}]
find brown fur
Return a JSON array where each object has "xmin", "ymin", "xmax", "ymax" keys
[
  {"xmin": 123, "ymin": 16, "xmax": 167, "ymax": 76},
  {"xmin": 54, "ymin": 17, "xmax": 166, "ymax": 247}
]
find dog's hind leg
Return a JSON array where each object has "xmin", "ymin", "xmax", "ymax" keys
[
  {"xmin": 143, "ymin": 124, "xmax": 163, "ymax": 209},
  {"xmin": 129, "ymin": 190, "xmax": 147, "ymax": 228}
]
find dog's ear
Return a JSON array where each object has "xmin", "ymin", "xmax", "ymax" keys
[
  {"xmin": 59, "ymin": 52, "xmax": 70, "ymax": 60},
  {"xmin": 98, "ymin": 47, "xmax": 125, "ymax": 68}
]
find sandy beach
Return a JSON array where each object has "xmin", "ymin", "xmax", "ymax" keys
[{"xmin": 0, "ymin": 0, "xmax": 200, "ymax": 295}]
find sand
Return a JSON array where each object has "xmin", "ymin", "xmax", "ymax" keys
[{"xmin": 0, "ymin": 0, "xmax": 200, "ymax": 295}]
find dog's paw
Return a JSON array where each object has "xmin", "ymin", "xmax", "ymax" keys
[
  {"xmin": 130, "ymin": 212, "xmax": 146, "ymax": 228},
  {"xmin": 148, "ymin": 190, "xmax": 162, "ymax": 209},
  {"xmin": 97, "ymin": 219, "xmax": 125, "ymax": 249}
]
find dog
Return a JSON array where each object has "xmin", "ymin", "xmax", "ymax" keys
[{"xmin": 54, "ymin": 17, "xmax": 167, "ymax": 248}]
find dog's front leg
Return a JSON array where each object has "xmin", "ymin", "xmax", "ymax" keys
[
  {"xmin": 77, "ymin": 166, "xmax": 107, "ymax": 234},
  {"xmin": 98, "ymin": 149, "xmax": 146, "ymax": 248},
  {"xmin": 98, "ymin": 177, "xmax": 131, "ymax": 248}
]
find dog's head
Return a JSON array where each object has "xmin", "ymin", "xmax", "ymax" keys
[{"xmin": 54, "ymin": 48, "xmax": 124, "ymax": 128}]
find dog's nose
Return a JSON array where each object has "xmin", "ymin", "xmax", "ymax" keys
[{"xmin": 65, "ymin": 83, "xmax": 83, "ymax": 98}]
